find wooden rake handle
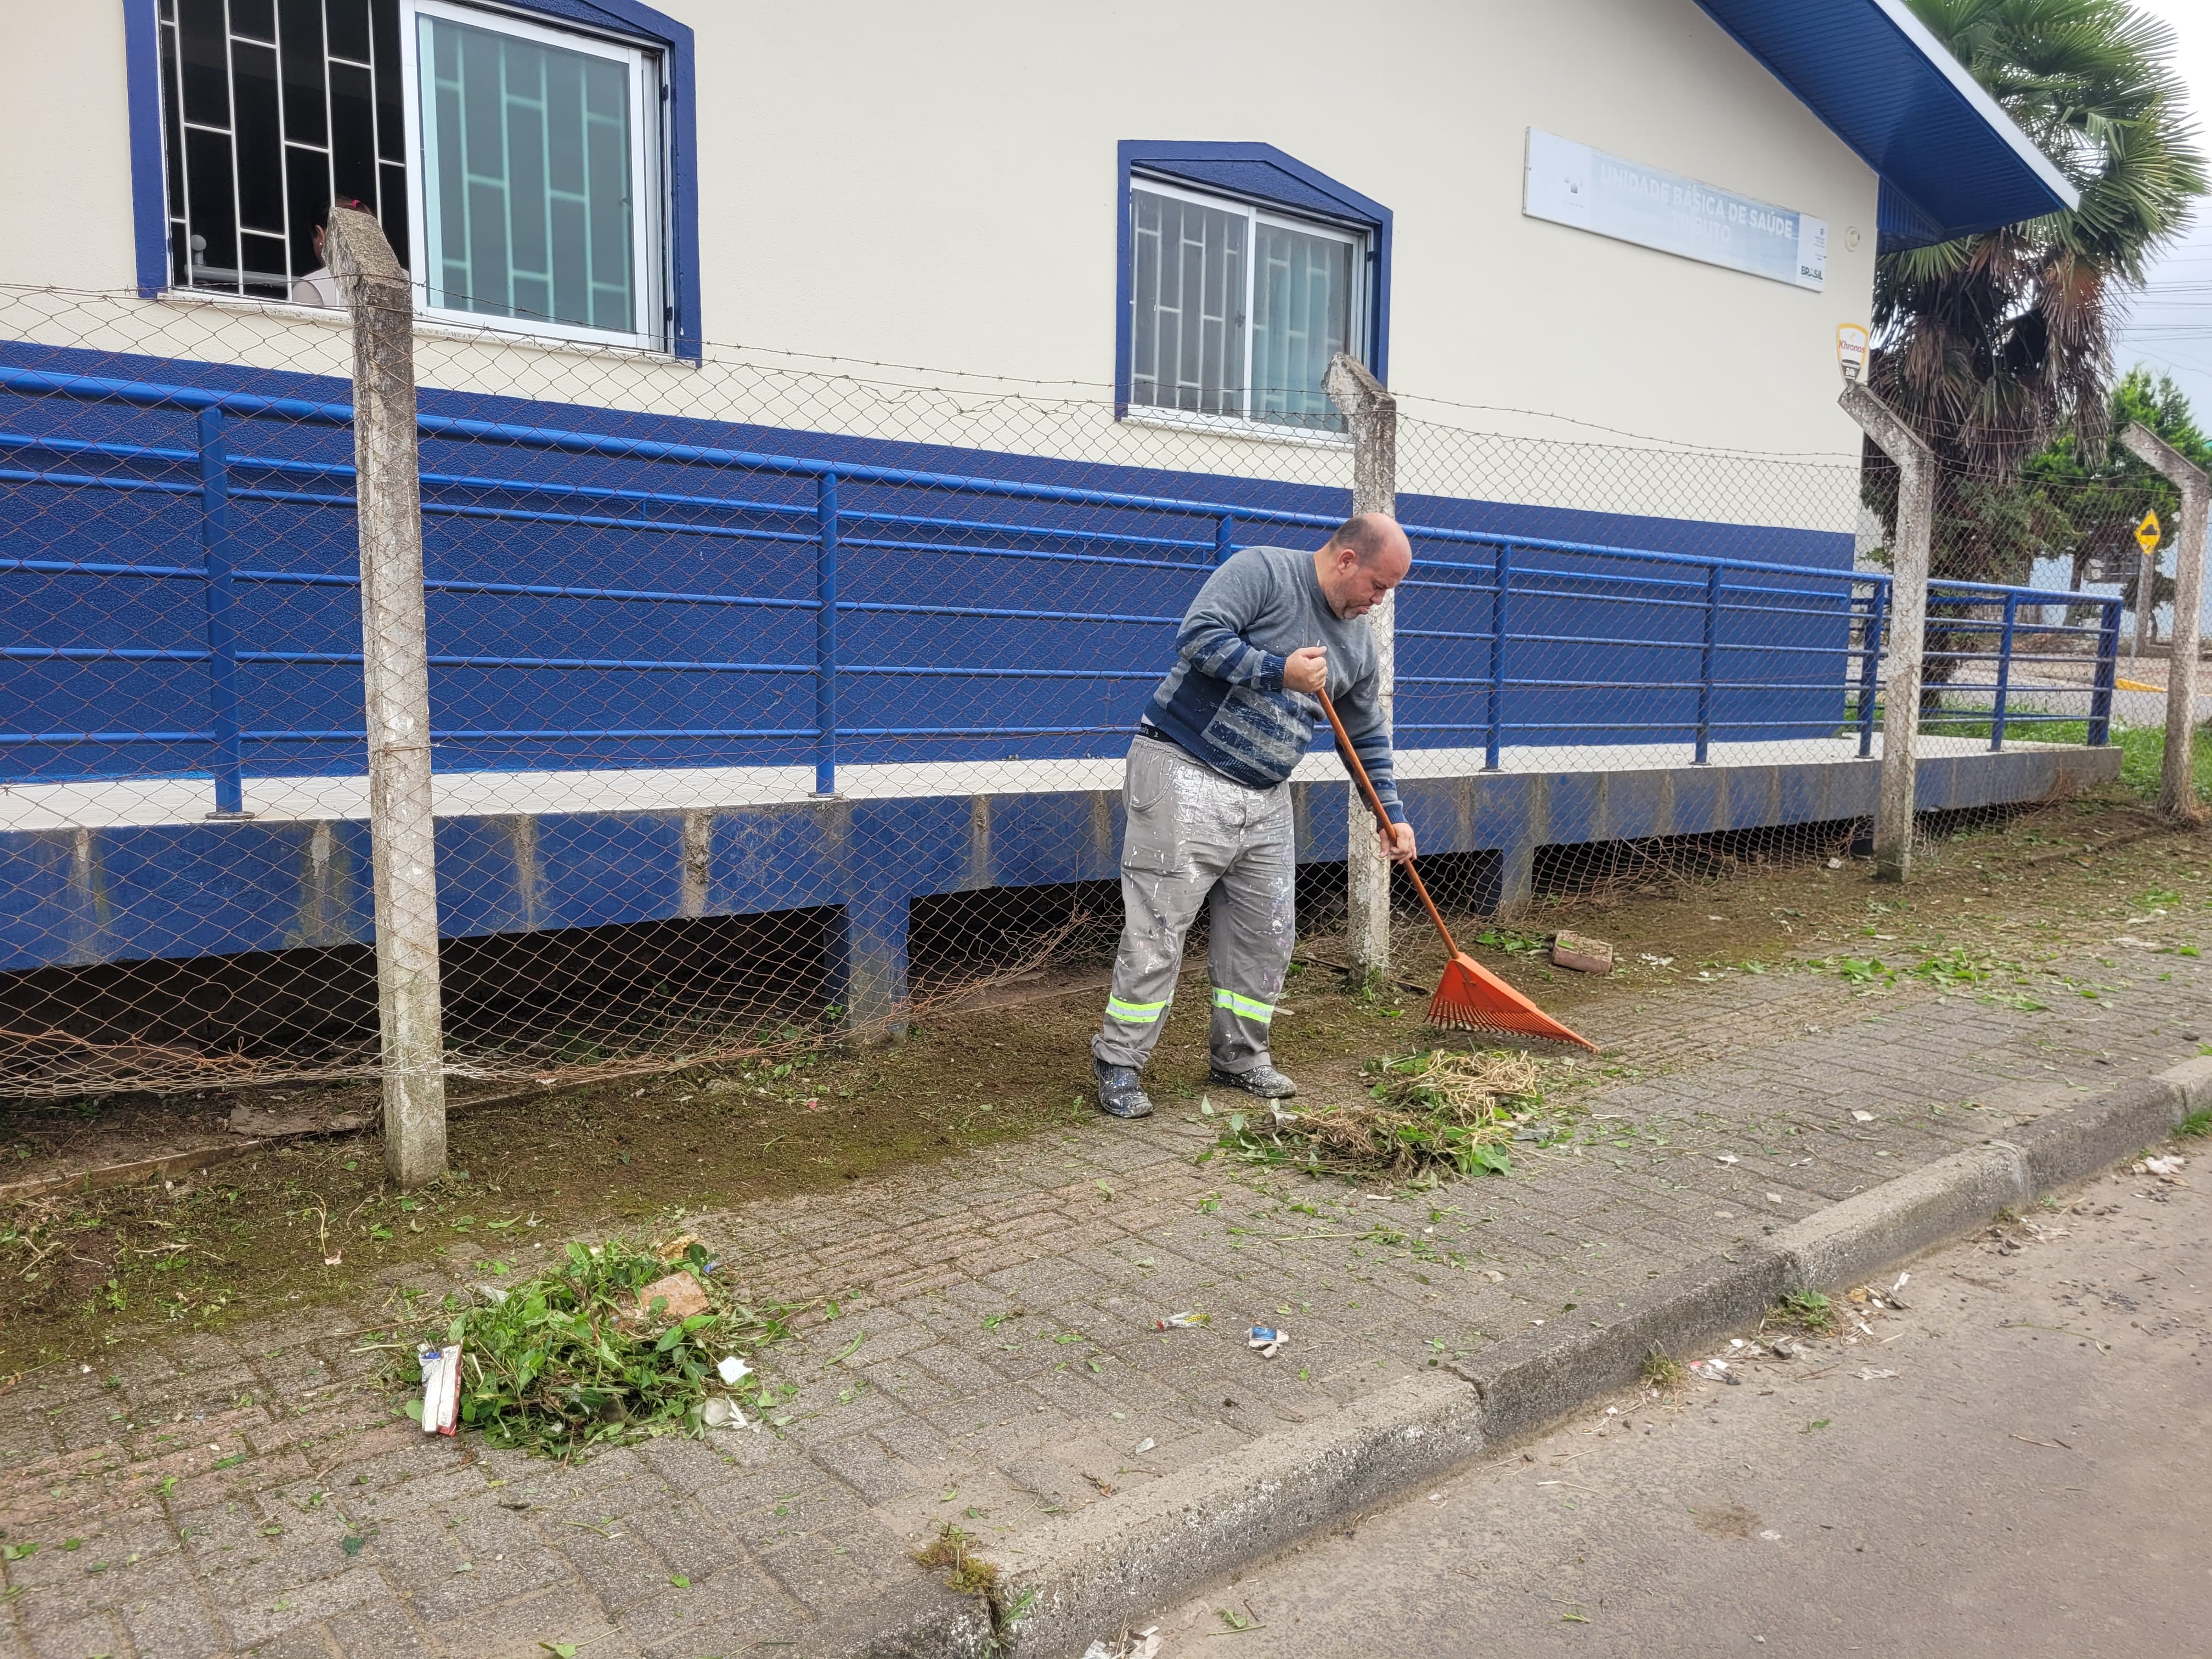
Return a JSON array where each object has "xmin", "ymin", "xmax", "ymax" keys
[{"xmin": 1314, "ymin": 682, "xmax": 1463, "ymax": 961}]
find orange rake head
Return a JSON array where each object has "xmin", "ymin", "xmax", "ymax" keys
[{"xmin": 1428, "ymin": 952, "xmax": 1598, "ymax": 1050}]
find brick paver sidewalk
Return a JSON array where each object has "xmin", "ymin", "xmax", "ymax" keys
[{"xmin": 3, "ymin": 944, "xmax": 2204, "ymax": 1658}]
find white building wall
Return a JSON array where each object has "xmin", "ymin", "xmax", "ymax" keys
[{"xmin": 0, "ymin": 0, "xmax": 1878, "ymax": 529}]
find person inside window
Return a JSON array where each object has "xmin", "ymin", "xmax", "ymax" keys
[{"xmin": 290, "ymin": 200, "xmax": 371, "ymax": 308}]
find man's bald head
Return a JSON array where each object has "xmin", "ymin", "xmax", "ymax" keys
[
  {"xmin": 1314, "ymin": 512, "xmax": 1411, "ymax": 619},
  {"xmin": 1327, "ymin": 512, "xmax": 1409, "ymax": 567}
]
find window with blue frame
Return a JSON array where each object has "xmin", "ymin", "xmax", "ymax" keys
[
  {"xmin": 153, "ymin": 0, "xmax": 669, "ymax": 349},
  {"xmin": 1128, "ymin": 176, "xmax": 1365, "ymax": 433},
  {"xmin": 1121, "ymin": 141, "xmax": 1392, "ymax": 437}
]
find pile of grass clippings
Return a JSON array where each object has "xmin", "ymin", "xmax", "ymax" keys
[
  {"xmin": 430, "ymin": 1235, "xmax": 788, "ymax": 1459},
  {"xmin": 1201, "ymin": 1048, "xmax": 1549, "ymax": 1180}
]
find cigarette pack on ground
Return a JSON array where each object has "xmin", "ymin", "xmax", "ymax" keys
[{"xmin": 417, "ymin": 1344, "xmax": 462, "ymax": 1435}]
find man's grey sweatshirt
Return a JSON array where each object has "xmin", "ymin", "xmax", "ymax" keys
[{"xmin": 1143, "ymin": 545, "xmax": 1404, "ymax": 823}]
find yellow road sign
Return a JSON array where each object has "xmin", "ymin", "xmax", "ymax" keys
[{"xmin": 2136, "ymin": 510, "xmax": 2162, "ymax": 556}]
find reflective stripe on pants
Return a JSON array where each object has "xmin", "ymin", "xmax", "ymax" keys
[
  {"xmin": 1091, "ymin": 737, "xmax": 1295, "ymax": 1075},
  {"xmin": 1105, "ymin": 996, "xmax": 1169, "ymax": 1025},
  {"xmin": 1212, "ymin": 986, "xmax": 1275, "ymax": 1023}
]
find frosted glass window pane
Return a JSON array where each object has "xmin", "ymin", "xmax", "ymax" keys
[
  {"xmin": 1252, "ymin": 222, "xmax": 1352, "ymax": 431},
  {"xmin": 420, "ymin": 12, "xmax": 634, "ymax": 333}
]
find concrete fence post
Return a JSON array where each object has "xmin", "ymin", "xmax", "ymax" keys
[
  {"xmin": 1324, "ymin": 353, "xmax": 1396, "ymax": 980},
  {"xmin": 326, "ymin": 205, "xmax": 447, "ymax": 1188},
  {"xmin": 1838, "ymin": 382, "xmax": 1935, "ymax": 882},
  {"xmin": 2120, "ymin": 422, "xmax": 2208, "ymax": 823}
]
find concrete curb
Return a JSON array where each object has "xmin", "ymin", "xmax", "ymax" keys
[
  {"xmin": 1768, "ymin": 1140, "xmax": 2034, "ymax": 1293},
  {"xmin": 2013, "ymin": 1063, "xmax": 2208, "ymax": 1188},
  {"xmin": 1454, "ymin": 1245, "xmax": 1788, "ymax": 1447},
  {"xmin": 836, "ymin": 1582, "xmax": 998, "ymax": 1659},
  {"xmin": 913, "ymin": 1056, "xmax": 2207, "ymax": 1659},
  {"xmin": 988, "ymin": 1374, "xmax": 1481, "ymax": 1658}
]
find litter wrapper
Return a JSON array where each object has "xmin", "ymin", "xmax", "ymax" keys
[
  {"xmin": 1081, "ymin": 1629, "xmax": 1163, "ymax": 1659},
  {"xmin": 1154, "ymin": 1312, "xmax": 1210, "ymax": 1330},
  {"xmin": 417, "ymin": 1343, "xmax": 462, "ymax": 1436},
  {"xmin": 717, "ymin": 1354, "xmax": 752, "ymax": 1386},
  {"xmin": 1247, "ymin": 1325, "xmax": 1286, "ymax": 1358}
]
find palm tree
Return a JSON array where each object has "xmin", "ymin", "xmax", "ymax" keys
[
  {"xmin": 1861, "ymin": 0, "xmax": 2204, "ymax": 709},
  {"xmin": 1869, "ymin": 0, "xmax": 2205, "ymax": 506}
]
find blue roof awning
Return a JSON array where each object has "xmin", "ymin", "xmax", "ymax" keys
[{"xmin": 1694, "ymin": 0, "xmax": 2079, "ymax": 249}]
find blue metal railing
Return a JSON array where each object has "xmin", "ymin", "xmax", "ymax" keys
[
  {"xmin": 0, "ymin": 365, "xmax": 2124, "ymax": 812},
  {"xmin": 1395, "ymin": 534, "xmax": 2119, "ymax": 759}
]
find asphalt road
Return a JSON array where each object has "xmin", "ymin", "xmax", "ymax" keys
[{"xmin": 1153, "ymin": 1152, "xmax": 2212, "ymax": 1658}]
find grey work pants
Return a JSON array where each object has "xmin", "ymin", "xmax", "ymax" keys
[{"xmin": 1091, "ymin": 736, "xmax": 1296, "ymax": 1075}]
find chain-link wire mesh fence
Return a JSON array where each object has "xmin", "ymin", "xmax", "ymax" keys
[{"xmin": 0, "ymin": 280, "xmax": 2174, "ymax": 1107}]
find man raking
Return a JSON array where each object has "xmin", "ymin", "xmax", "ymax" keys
[{"xmin": 1091, "ymin": 514, "xmax": 1416, "ymax": 1119}]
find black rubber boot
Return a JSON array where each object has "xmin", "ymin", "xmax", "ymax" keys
[
  {"xmin": 1209, "ymin": 1063, "xmax": 1298, "ymax": 1099},
  {"xmin": 1094, "ymin": 1058, "xmax": 1155, "ymax": 1119}
]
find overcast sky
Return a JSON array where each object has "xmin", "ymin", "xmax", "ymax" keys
[{"xmin": 2109, "ymin": 0, "xmax": 2212, "ymax": 419}]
